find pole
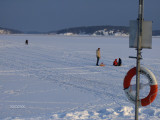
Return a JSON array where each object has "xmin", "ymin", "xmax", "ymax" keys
[{"xmin": 135, "ymin": 0, "xmax": 144, "ymax": 120}]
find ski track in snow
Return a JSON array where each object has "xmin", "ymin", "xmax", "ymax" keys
[{"xmin": 0, "ymin": 35, "xmax": 160, "ymax": 120}]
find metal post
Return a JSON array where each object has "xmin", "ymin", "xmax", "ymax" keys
[{"xmin": 135, "ymin": 0, "xmax": 144, "ymax": 120}]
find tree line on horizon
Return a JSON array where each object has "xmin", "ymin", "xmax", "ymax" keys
[
  {"xmin": 0, "ymin": 25, "xmax": 160, "ymax": 36},
  {"xmin": 56, "ymin": 25, "xmax": 129, "ymax": 35}
]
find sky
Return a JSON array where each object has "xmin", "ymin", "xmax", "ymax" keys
[{"xmin": 0, "ymin": 0, "xmax": 159, "ymax": 32}]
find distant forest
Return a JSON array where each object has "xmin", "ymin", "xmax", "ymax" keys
[
  {"xmin": 152, "ymin": 30, "xmax": 160, "ymax": 36},
  {"xmin": 56, "ymin": 25, "xmax": 129, "ymax": 35},
  {"xmin": 55, "ymin": 25, "xmax": 160, "ymax": 36},
  {"xmin": 0, "ymin": 27, "xmax": 22, "ymax": 34},
  {"xmin": 0, "ymin": 25, "xmax": 160, "ymax": 36}
]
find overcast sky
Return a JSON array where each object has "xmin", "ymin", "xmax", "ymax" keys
[{"xmin": 0, "ymin": 0, "xmax": 159, "ymax": 32}]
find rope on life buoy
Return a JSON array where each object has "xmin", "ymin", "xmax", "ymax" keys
[{"xmin": 123, "ymin": 66, "xmax": 158, "ymax": 107}]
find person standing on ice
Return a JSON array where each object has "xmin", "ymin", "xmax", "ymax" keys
[
  {"xmin": 96, "ymin": 48, "xmax": 101, "ymax": 66},
  {"xmin": 25, "ymin": 40, "xmax": 28, "ymax": 45}
]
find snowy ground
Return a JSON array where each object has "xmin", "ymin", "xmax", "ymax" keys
[{"xmin": 0, "ymin": 34, "xmax": 160, "ymax": 120}]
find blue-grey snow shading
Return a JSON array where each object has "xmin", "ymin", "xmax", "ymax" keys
[{"xmin": 0, "ymin": 34, "xmax": 160, "ymax": 120}]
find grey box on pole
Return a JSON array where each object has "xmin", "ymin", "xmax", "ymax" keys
[{"xmin": 129, "ymin": 20, "xmax": 152, "ymax": 49}]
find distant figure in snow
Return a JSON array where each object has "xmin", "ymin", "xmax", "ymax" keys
[
  {"xmin": 113, "ymin": 59, "xmax": 118, "ymax": 66},
  {"xmin": 118, "ymin": 58, "xmax": 122, "ymax": 66},
  {"xmin": 96, "ymin": 48, "xmax": 101, "ymax": 66},
  {"xmin": 25, "ymin": 40, "xmax": 28, "ymax": 45}
]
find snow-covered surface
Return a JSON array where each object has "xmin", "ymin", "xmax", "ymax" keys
[{"xmin": 0, "ymin": 34, "xmax": 160, "ymax": 120}]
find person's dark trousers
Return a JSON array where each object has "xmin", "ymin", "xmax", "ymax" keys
[{"xmin": 96, "ymin": 57, "xmax": 100, "ymax": 66}]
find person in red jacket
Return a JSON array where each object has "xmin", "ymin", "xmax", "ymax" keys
[{"xmin": 113, "ymin": 59, "xmax": 118, "ymax": 66}]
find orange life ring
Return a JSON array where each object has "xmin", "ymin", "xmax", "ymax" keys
[{"xmin": 123, "ymin": 66, "xmax": 158, "ymax": 106}]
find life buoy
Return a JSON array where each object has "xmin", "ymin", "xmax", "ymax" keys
[{"xmin": 123, "ymin": 66, "xmax": 158, "ymax": 106}]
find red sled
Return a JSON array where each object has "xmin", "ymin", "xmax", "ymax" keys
[{"xmin": 99, "ymin": 63, "xmax": 105, "ymax": 67}]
